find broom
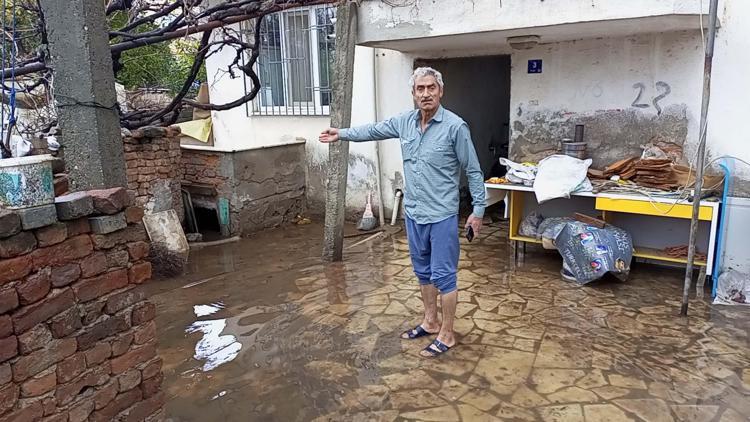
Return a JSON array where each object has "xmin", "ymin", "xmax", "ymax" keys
[{"xmin": 357, "ymin": 191, "xmax": 379, "ymax": 231}]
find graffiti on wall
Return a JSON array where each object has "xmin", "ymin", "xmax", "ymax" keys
[{"xmin": 631, "ymin": 81, "xmax": 672, "ymax": 115}]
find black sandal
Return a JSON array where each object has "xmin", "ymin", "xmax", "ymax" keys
[{"xmin": 401, "ymin": 325, "xmax": 435, "ymax": 340}]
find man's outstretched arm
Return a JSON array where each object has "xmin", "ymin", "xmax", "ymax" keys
[{"xmin": 320, "ymin": 117, "xmax": 400, "ymax": 143}]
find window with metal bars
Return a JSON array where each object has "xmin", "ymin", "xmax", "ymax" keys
[{"xmin": 243, "ymin": 6, "xmax": 335, "ymax": 117}]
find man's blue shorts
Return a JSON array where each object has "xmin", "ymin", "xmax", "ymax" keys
[{"xmin": 405, "ymin": 214, "xmax": 459, "ymax": 294}]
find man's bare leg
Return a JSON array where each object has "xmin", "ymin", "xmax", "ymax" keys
[
  {"xmin": 420, "ymin": 283, "xmax": 440, "ymax": 332},
  {"xmin": 420, "ymin": 290, "xmax": 457, "ymax": 356},
  {"xmin": 401, "ymin": 283, "xmax": 440, "ymax": 339}
]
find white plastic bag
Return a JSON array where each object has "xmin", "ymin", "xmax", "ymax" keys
[
  {"xmin": 498, "ymin": 158, "xmax": 537, "ymax": 186},
  {"xmin": 10, "ymin": 135, "xmax": 31, "ymax": 157},
  {"xmin": 713, "ymin": 269, "xmax": 750, "ymax": 305},
  {"xmin": 46, "ymin": 135, "xmax": 60, "ymax": 152},
  {"xmin": 533, "ymin": 154, "xmax": 592, "ymax": 203}
]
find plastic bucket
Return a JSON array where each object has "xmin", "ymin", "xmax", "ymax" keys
[{"xmin": 0, "ymin": 154, "xmax": 55, "ymax": 209}]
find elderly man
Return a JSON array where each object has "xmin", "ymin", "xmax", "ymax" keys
[{"xmin": 320, "ymin": 67, "xmax": 486, "ymax": 357}]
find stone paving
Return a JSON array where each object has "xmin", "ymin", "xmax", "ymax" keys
[{"xmin": 147, "ymin": 223, "xmax": 750, "ymax": 422}]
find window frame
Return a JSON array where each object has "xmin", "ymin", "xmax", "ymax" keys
[{"xmin": 245, "ymin": 5, "xmax": 334, "ymax": 117}]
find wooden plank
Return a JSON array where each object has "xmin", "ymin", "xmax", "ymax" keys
[
  {"xmin": 574, "ymin": 213, "xmax": 606, "ymax": 228},
  {"xmin": 634, "ymin": 246, "xmax": 707, "ymax": 266}
]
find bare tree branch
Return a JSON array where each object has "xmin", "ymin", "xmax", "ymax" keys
[{"xmin": 1, "ymin": 0, "xmax": 339, "ymax": 132}]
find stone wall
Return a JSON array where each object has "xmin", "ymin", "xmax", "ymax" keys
[
  {"xmin": 181, "ymin": 143, "xmax": 306, "ymax": 237},
  {"xmin": 124, "ymin": 126, "xmax": 184, "ymax": 222},
  {"xmin": 0, "ymin": 187, "xmax": 163, "ymax": 421}
]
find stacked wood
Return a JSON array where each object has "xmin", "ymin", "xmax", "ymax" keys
[
  {"xmin": 596, "ymin": 157, "xmax": 682, "ymax": 191},
  {"xmin": 634, "ymin": 159, "xmax": 677, "ymax": 190},
  {"xmin": 599, "ymin": 157, "xmax": 639, "ymax": 180}
]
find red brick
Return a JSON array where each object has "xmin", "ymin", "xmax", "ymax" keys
[
  {"xmin": 91, "ymin": 379, "xmax": 118, "ymax": 410},
  {"xmin": 79, "ymin": 252, "xmax": 107, "ymax": 278},
  {"xmin": 3, "ymin": 400, "xmax": 43, "ymax": 421},
  {"xmin": 128, "ymin": 262, "xmax": 152, "ymax": 285},
  {"xmin": 20, "ymin": 367, "xmax": 56, "ymax": 397},
  {"xmin": 126, "ymin": 241, "xmax": 150, "ymax": 261},
  {"xmin": 80, "ymin": 300, "xmax": 105, "ymax": 326},
  {"xmin": 66, "ymin": 218, "xmax": 91, "ymax": 237},
  {"xmin": 55, "ymin": 363, "xmax": 110, "ymax": 406},
  {"xmin": 117, "ymin": 368, "xmax": 141, "ymax": 392},
  {"xmin": 54, "ymin": 173, "xmax": 69, "ymax": 197},
  {"xmin": 56, "ymin": 352, "xmax": 86, "ymax": 384},
  {"xmin": 140, "ymin": 372, "xmax": 163, "ymax": 399},
  {"xmin": 0, "ymin": 254, "xmax": 33, "ymax": 285},
  {"xmin": 30, "ymin": 235, "xmax": 93, "ymax": 269},
  {"xmin": 72, "ymin": 269, "xmax": 128, "ymax": 303},
  {"xmin": 0, "ymin": 285, "xmax": 19, "ymax": 314},
  {"xmin": 68, "ymin": 398, "xmax": 94, "ymax": 422},
  {"xmin": 41, "ymin": 412, "xmax": 68, "ymax": 422},
  {"xmin": 49, "ymin": 308, "xmax": 82, "ymax": 338},
  {"xmin": 131, "ymin": 302, "xmax": 155, "ymax": 326},
  {"xmin": 0, "ymin": 334, "xmax": 18, "ymax": 363},
  {"xmin": 33, "ymin": 395, "xmax": 57, "ymax": 416},
  {"xmin": 90, "ymin": 223, "xmax": 147, "ymax": 250},
  {"xmin": 84, "ymin": 342, "xmax": 111, "ymax": 368},
  {"xmin": 0, "ymin": 383, "xmax": 20, "ymax": 415},
  {"xmin": 34, "ymin": 223, "xmax": 67, "ymax": 247},
  {"xmin": 111, "ymin": 332, "xmax": 134, "ymax": 357},
  {"xmin": 119, "ymin": 391, "xmax": 164, "ymax": 422},
  {"xmin": 111, "ymin": 344, "xmax": 156, "ymax": 375},
  {"xmin": 0, "ymin": 314, "xmax": 12, "ymax": 338},
  {"xmin": 106, "ymin": 249, "xmax": 130, "ymax": 269},
  {"xmin": 17, "ymin": 268, "xmax": 51, "ymax": 306},
  {"xmin": 90, "ymin": 388, "xmax": 142, "ymax": 422},
  {"xmin": 17, "ymin": 324, "xmax": 52, "ymax": 355},
  {"xmin": 11, "ymin": 338, "xmax": 76, "ymax": 382},
  {"xmin": 105, "ymin": 288, "xmax": 145, "ymax": 315},
  {"xmin": 140, "ymin": 358, "xmax": 162, "ymax": 380},
  {"xmin": 0, "ymin": 231, "xmax": 37, "ymax": 259},
  {"xmin": 133, "ymin": 321, "xmax": 156, "ymax": 346},
  {"xmin": 88, "ymin": 187, "xmax": 130, "ymax": 215},
  {"xmin": 12, "ymin": 288, "xmax": 75, "ymax": 334},
  {"xmin": 76, "ymin": 315, "xmax": 129, "ymax": 351},
  {"xmin": 124, "ymin": 207, "xmax": 144, "ymax": 224},
  {"xmin": 49, "ymin": 263, "xmax": 80, "ymax": 288},
  {"xmin": 0, "ymin": 361, "xmax": 10, "ymax": 384}
]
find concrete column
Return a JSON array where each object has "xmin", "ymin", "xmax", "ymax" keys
[
  {"xmin": 322, "ymin": 1, "xmax": 358, "ymax": 262},
  {"xmin": 40, "ymin": 0, "xmax": 127, "ymax": 190}
]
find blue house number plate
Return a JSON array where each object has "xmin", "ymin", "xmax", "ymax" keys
[{"xmin": 528, "ymin": 59, "xmax": 542, "ymax": 74}]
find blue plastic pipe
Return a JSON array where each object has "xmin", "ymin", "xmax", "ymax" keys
[{"xmin": 712, "ymin": 158, "xmax": 733, "ymax": 297}]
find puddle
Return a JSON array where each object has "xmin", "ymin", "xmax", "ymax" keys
[
  {"xmin": 193, "ymin": 302, "xmax": 225, "ymax": 317},
  {"xmin": 146, "ymin": 222, "xmax": 750, "ymax": 422}
]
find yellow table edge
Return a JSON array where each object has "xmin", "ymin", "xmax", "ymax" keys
[{"xmin": 595, "ymin": 197, "xmax": 713, "ymax": 221}]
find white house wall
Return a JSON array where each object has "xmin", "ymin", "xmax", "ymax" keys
[
  {"xmin": 358, "ymin": 0, "xmax": 708, "ymax": 51},
  {"xmin": 203, "ymin": 38, "xmax": 392, "ymax": 217},
  {"xmin": 509, "ymin": 31, "xmax": 705, "ymax": 168},
  {"xmin": 205, "ymin": 0, "xmax": 750, "ymax": 224},
  {"xmin": 706, "ymin": 0, "xmax": 750, "ymax": 194}
]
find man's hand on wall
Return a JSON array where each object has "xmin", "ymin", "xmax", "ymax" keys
[{"xmin": 319, "ymin": 128, "xmax": 340, "ymax": 143}]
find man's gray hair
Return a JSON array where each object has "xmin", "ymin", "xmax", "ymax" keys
[{"xmin": 409, "ymin": 67, "xmax": 444, "ymax": 90}]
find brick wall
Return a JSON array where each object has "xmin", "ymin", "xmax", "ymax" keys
[
  {"xmin": 181, "ymin": 149, "xmax": 230, "ymax": 199},
  {"xmin": 124, "ymin": 126, "xmax": 184, "ymax": 222},
  {"xmin": 0, "ymin": 187, "xmax": 163, "ymax": 421}
]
